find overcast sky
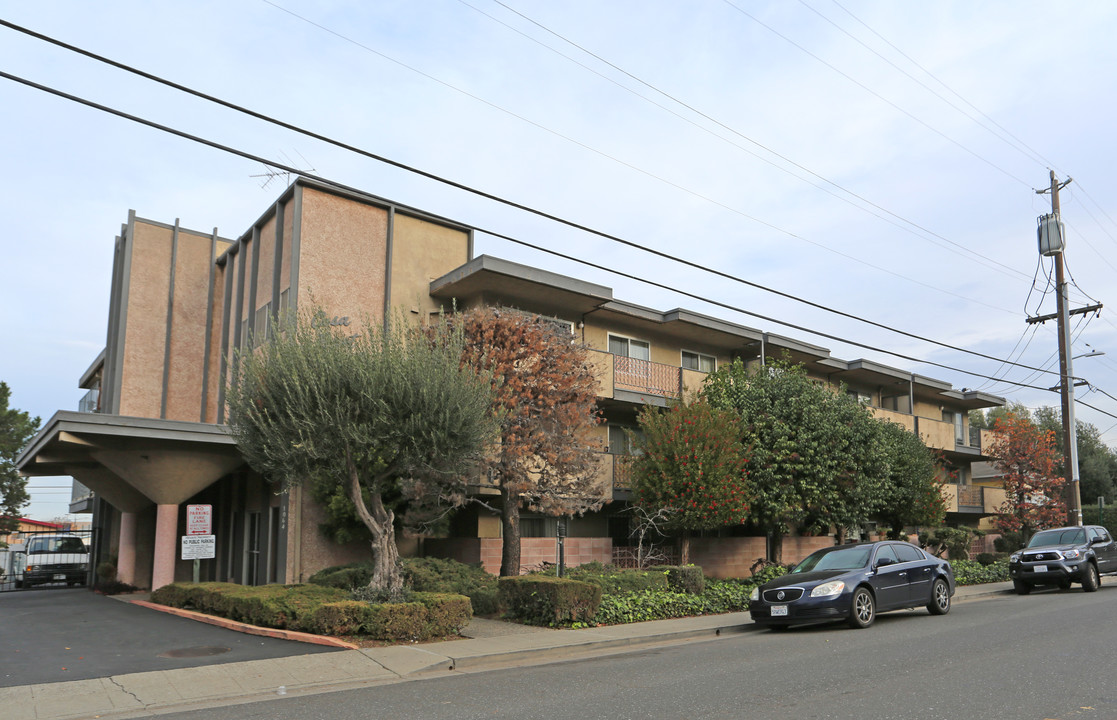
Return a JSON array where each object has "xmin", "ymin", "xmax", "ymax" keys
[{"xmin": 4, "ymin": 1, "xmax": 1117, "ymax": 520}]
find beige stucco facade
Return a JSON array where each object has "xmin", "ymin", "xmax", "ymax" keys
[{"xmin": 19, "ymin": 176, "xmax": 1007, "ymax": 590}]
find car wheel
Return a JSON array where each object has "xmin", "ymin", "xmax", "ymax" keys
[
  {"xmin": 848, "ymin": 587, "xmax": 875, "ymax": 629},
  {"xmin": 1082, "ymin": 562, "xmax": 1100, "ymax": 592},
  {"xmin": 1013, "ymin": 580, "xmax": 1032, "ymax": 595},
  {"xmin": 14, "ymin": 580, "xmax": 22, "ymax": 589},
  {"xmin": 927, "ymin": 578, "xmax": 951, "ymax": 615}
]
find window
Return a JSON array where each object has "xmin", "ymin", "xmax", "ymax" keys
[
  {"xmin": 520, "ymin": 517, "xmax": 558, "ymax": 538},
  {"xmin": 608, "ymin": 335, "xmax": 650, "ymax": 360},
  {"xmin": 847, "ymin": 390, "xmax": 871, "ymax": 404},
  {"xmin": 608, "ymin": 424, "xmax": 643, "ymax": 455},
  {"xmin": 943, "ymin": 410, "xmax": 965, "ymax": 445},
  {"xmin": 277, "ymin": 288, "xmax": 291, "ymax": 331},
  {"xmin": 893, "ymin": 544, "xmax": 924, "ymax": 563},
  {"xmin": 874, "ymin": 545, "xmax": 899, "ymax": 565},
  {"xmin": 681, "ymin": 351, "xmax": 716, "ymax": 373},
  {"xmin": 253, "ymin": 303, "xmax": 271, "ymax": 347}
]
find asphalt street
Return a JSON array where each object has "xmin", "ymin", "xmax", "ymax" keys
[
  {"xmin": 0, "ymin": 589, "xmax": 338, "ymax": 687},
  {"xmin": 150, "ymin": 583, "xmax": 1117, "ymax": 720}
]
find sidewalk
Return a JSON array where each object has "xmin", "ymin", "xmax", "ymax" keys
[{"xmin": 1, "ymin": 581, "xmax": 1015, "ymax": 720}]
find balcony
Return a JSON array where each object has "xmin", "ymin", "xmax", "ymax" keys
[
  {"xmin": 78, "ymin": 388, "xmax": 100, "ymax": 413},
  {"xmin": 589, "ymin": 350, "xmax": 709, "ymax": 404},
  {"xmin": 590, "ymin": 452, "xmax": 635, "ymax": 494},
  {"xmin": 941, "ymin": 483, "xmax": 1007, "ymax": 514}
]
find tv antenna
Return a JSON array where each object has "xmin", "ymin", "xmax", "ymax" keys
[{"xmin": 250, "ymin": 150, "xmax": 317, "ymax": 190}]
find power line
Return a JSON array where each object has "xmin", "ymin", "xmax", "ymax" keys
[
  {"xmin": 720, "ymin": 0, "xmax": 1034, "ymax": 188},
  {"xmin": 0, "ymin": 17, "xmax": 1019, "ymax": 320},
  {"xmin": 476, "ymin": 0, "xmax": 1031, "ymax": 282},
  {"xmin": 5, "ymin": 70, "xmax": 1117, "ymax": 423},
  {"xmin": 0, "ymin": 65, "xmax": 1068, "ymax": 384},
  {"xmin": 824, "ymin": 0, "xmax": 1059, "ymax": 171}
]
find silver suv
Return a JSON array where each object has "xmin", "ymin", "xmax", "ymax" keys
[{"xmin": 1008, "ymin": 525, "xmax": 1117, "ymax": 594}]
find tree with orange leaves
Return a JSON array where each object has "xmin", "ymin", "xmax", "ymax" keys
[
  {"xmin": 989, "ymin": 411, "xmax": 1067, "ymax": 538},
  {"xmin": 457, "ymin": 307, "xmax": 605, "ymax": 576}
]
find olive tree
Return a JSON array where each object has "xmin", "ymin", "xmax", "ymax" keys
[{"xmin": 226, "ymin": 309, "xmax": 494, "ymax": 593}]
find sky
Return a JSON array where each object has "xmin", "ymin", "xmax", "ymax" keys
[{"xmin": 3, "ymin": 1, "xmax": 1117, "ymax": 520}]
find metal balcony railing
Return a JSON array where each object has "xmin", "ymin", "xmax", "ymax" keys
[
  {"xmin": 613, "ymin": 356, "xmax": 682, "ymax": 399},
  {"xmin": 957, "ymin": 486, "xmax": 983, "ymax": 508},
  {"xmin": 613, "ymin": 455, "xmax": 633, "ymax": 491}
]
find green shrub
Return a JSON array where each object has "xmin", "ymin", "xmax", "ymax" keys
[
  {"xmin": 748, "ymin": 559, "xmax": 793, "ymax": 585},
  {"xmin": 305, "ymin": 600, "xmax": 374, "ymax": 636},
  {"xmin": 593, "ymin": 579, "xmax": 751, "ymax": 625},
  {"xmin": 975, "ymin": 552, "xmax": 997, "ymax": 566},
  {"xmin": 951, "ymin": 559, "xmax": 1009, "ymax": 585},
  {"xmin": 564, "ymin": 562, "xmax": 668, "ymax": 595},
  {"xmin": 993, "ymin": 532, "xmax": 1025, "ymax": 553},
  {"xmin": 149, "ymin": 582, "xmax": 471, "ymax": 640},
  {"xmin": 307, "ymin": 563, "xmax": 375, "ymax": 590},
  {"xmin": 412, "ymin": 592, "xmax": 472, "ymax": 635},
  {"xmin": 649, "ymin": 565, "xmax": 705, "ymax": 594},
  {"xmin": 498, "ymin": 575, "xmax": 602, "ymax": 626},
  {"xmin": 403, "ymin": 557, "xmax": 500, "ymax": 615},
  {"xmin": 365, "ymin": 601, "xmax": 428, "ymax": 641}
]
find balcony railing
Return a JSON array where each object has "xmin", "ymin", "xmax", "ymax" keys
[
  {"xmin": 613, "ymin": 356, "xmax": 682, "ymax": 399},
  {"xmin": 942, "ymin": 483, "xmax": 1007, "ymax": 514},
  {"xmin": 612, "ymin": 455, "xmax": 633, "ymax": 491},
  {"xmin": 78, "ymin": 388, "xmax": 100, "ymax": 413}
]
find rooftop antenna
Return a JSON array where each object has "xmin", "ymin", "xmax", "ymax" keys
[{"xmin": 250, "ymin": 151, "xmax": 317, "ymax": 190}]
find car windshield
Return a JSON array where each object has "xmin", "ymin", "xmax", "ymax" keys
[
  {"xmin": 1028, "ymin": 528, "xmax": 1086, "ymax": 547},
  {"xmin": 27, "ymin": 537, "xmax": 87, "ymax": 554},
  {"xmin": 791, "ymin": 546, "xmax": 871, "ymax": 573}
]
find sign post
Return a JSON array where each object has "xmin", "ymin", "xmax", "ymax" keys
[{"xmin": 184, "ymin": 505, "xmax": 214, "ymax": 583}]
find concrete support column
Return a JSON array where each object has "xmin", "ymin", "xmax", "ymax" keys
[
  {"xmin": 152, "ymin": 504, "xmax": 179, "ymax": 590},
  {"xmin": 116, "ymin": 512, "xmax": 138, "ymax": 586}
]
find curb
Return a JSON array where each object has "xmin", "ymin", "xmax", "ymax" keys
[{"xmin": 127, "ymin": 599, "xmax": 359, "ymax": 649}]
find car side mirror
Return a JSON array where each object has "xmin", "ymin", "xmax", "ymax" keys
[
  {"xmin": 1090, "ymin": 537, "xmax": 1105, "ymax": 545},
  {"xmin": 875, "ymin": 557, "xmax": 895, "ymax": 568}
]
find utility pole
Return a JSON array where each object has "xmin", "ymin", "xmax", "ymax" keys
[{"xmin": 1035, "ymin": 170, "xmax": 1082, "ymax": 526}]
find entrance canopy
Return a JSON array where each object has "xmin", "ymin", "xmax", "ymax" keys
[{"xmin": 17, "ymin": 411, "xmax": 244, "ymax": 511}]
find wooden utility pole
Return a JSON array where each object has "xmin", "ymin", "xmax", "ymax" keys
[{"xmin": 1036, "ymin": 170, "xmax": 1082, "ymax": 526}]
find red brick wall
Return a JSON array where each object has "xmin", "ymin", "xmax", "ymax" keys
[
  {"xmin": 426, "ymin": 535, "xmax": 833, "ymax": 578},
  {"xmin": 689, "ymin": 535, "xmax": 835, "ymax": 578},
  {"xmin": 425, "ymin": 537, "xmax": 612, "ymax": 575}
]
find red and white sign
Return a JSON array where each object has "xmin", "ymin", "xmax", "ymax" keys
[{"xmin": 186, "ymin": 504, "xmax": 212, "ymax": 536}]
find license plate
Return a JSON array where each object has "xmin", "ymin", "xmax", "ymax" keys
[
  {"xmin": 1032, "ymin": 565, "xmax": 1047, "ymax": 573},
  {"xmin": 771, "ymin": 605, "xmax": 788, "ymax": 617},
  {"xmin": 53, "ymin": 574, "xmax": 66, "ymax": 580}
]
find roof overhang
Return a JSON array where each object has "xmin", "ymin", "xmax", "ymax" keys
[{"xmin": 18, "ymin": 412, "xmax": 244, "ymax": 510}]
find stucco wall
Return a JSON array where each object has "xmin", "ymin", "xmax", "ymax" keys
[{"xmin": 389, "ymin": 213, "xmax": 470, "ymax": 318}]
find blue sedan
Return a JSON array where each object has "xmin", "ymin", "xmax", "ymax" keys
[{"xmin": 749, "ymin": 541, "xmax": 956, "ymax": 629}]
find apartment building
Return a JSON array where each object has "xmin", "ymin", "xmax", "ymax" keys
[{"xmin": 17, "ymin": 177, "xmax": 1005, "ymax": 589}]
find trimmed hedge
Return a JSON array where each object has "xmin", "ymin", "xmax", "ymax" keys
[
  {"xmin": 150, "ymin": 582, "xmax": 470, "ymax": 641},
  {"xmin": 562, "ymin": 562, "xmax": 669, "ymax": 595},
  {"xmin": 308, "ymin": 558, "xmax": 501, "ymax": 616},
  {"xmin": 649, "ymin": 565, "xmax": 706, "ymax": 594},
  {"xmin": 498, "ymin": 575, "xmax": 602, "ymax": 626}
]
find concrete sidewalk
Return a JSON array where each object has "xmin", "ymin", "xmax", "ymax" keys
[{"xmin": 1, "ymin": 581, "xmax": 1015, "ymax": 720}]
